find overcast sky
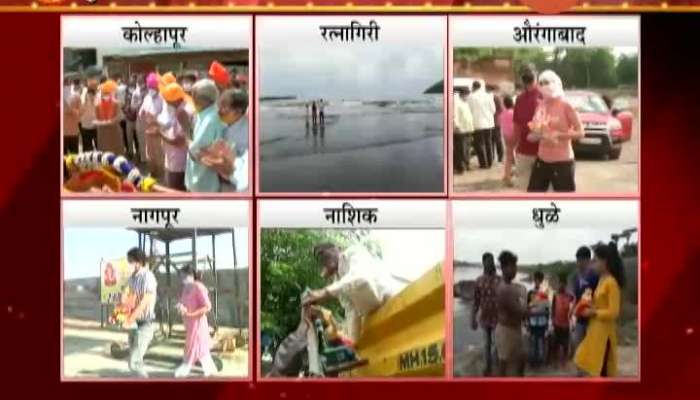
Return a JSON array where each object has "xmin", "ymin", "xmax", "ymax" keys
[
  {"xmin": 453, "ymin": 201, "xmax": 638, "ymax": 265},
  {"xmin": 369, "ymin": 230, "xmax": 444, "ymax": 282},
  {"xmin": 258, "ymin": 16, "xmax": 444, "ymax": 100},
  {"xmin": 545, "ymin": 46, "xmax": 638, "ymax": 59},
  {"xmin": 455, "ymin": 226, "xmax": 637, "ymax": 265}
]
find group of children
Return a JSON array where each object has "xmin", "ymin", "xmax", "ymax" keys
[{"xmin": 526, "ymin": 271, "xmax": 578, "ymax": 368}]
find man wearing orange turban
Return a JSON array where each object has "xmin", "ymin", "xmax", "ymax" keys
[
  {"xmin": 162, "ymin": 72, "xmax": 176, "ymax": 85},
  {"xmin": 156, "ymin": 82, "xmax": 195, "ymax": 191},
  {"xmin": 209, "ymin": 61, "xmax": 231, "ymax": 91},
  {"xmin": 159, "ymin": 72, "xmax": 177, "ymax": 92},
  {"xmin": 95, "ymin": 79, "xmax": 125, "ymax": 155}
]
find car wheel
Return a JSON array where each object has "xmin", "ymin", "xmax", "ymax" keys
[{"xmin": 609, "ymin": 147, "xmax": 622, "ymax": 160}]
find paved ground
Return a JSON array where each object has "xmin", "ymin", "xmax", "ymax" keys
[
  {"xmin": 454, "ymin": 122, "xmax": 639, "ymax": 194},
  {"xmin": 453, "ymin": 298, "xmax": 639, "ymax": 378},
  {"xmin": 454, "ymin": 345, "xmax": 639, "ymax": 378},
  {"xmin": 63, "ymin": 319, "xmax": 249, "ymax": 379}
]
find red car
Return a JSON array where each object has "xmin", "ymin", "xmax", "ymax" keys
[{"xmin": 565, "ymin": 90, "xmax": 634, "ymax": 160}]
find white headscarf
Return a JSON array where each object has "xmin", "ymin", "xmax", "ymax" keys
[{"xmin": 538, "ymin": 70, "xmax": 565, "ymax": 99}]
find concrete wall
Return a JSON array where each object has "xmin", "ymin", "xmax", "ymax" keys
[
  {"xmin": 64, "ymin": 268, "xmax": 249, "ymax": 328},
  {"xmin": 454, "ymin": 57, "xmax": 516, "ymax": 93}
]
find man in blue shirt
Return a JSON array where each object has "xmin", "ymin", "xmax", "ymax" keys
[
  {"xmin": 199, "ymin": 89, "xmax": 249, "ymax": 192},
  {"xmin": 570, "ymin": 246, "xmax": 599, "ymax": 351},
  {"xmin": 185, "ymin": 79, "xmax": 226, "ymax": 192}
]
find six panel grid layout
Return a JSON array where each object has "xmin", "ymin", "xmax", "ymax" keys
[{"xmin": 60, "ymin": 14, "xmax": 641, "ymax": 381}]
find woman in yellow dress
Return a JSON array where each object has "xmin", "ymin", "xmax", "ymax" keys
[{"xmin": 574, "ymin": 242, "xmax": 626, "ymax": 377}]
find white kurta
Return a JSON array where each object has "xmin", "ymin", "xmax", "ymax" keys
[{"xmin": 325, "ymin": 246, "xmax": 402, "ymax": 340}]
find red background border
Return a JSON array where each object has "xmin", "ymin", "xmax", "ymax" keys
[{"xmin": 1, "ymin": 11, "xmax": 699, "ymax": 400}]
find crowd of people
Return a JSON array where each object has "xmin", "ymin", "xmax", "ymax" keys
[
  {"xmin": 63, "ymin": 60, "xmax": 249, "ymax": 193},
  {"xmin": 454, "ymin": 64, "xmax": 585, "ymax": 192},
  {"xmin": 470, "ymin": 243, "xmax": 625, "ymax": 377},
  {"xmin": 121, "ymin": 248, "xmax": 217, "ymax": 378}
]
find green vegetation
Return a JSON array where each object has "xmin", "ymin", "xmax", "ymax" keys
[
  {"xmin": 454, "ymin": 47, "xmax": 638, "ymax": 89},
  {"xmin": 260, "ymin": 229, "xmax": 379, "ymax": 339}
]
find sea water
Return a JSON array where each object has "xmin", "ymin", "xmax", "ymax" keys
[{"xmin": 259, "ymin": 96, "xmax": 444, "ymax": 193}]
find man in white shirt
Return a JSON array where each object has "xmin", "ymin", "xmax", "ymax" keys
[
  {"xmin": 467, "ymin": 80, "xmax": 496, "ymax": 169},
  {"xmin": 116, "ymin": 74, "xmax": 129, "ymax": 156},
  {"xmin": 454, "ymin": 88, "xmax": 475, "ymax": 173},
  {"xmin": 302, "ymin": 243, "xmax": 401, "ymax": 375},
  {"xmin": 124, "ymin": 74, "xmax": 144, "ymax": 161},
  {"xmin": 63, "ymin": 74, "xmax": 82, "ymax": 154},
  {"xmin": 79, "ymin": 76, "xmax": 100, "ymax": 152},
  {"xmin": 138, "ymin": 73, "xmax": 165, "ymax": 178}
]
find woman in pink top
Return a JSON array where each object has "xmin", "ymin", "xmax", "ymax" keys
[
  {"xmin": 498, "ymin": 95, "xmax": 515, "ymax": 187},
  {"xmin": 174, "ymin": 265, "xmax": 218, "ymax": 378},
  {"xmin": 526, "ymin": 70, "xmax": 584, "ymax": 192}
]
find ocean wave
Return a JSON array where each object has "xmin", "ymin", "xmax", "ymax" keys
[
  {"xmin": 260, "ymin": 96, "xmax": 443, "ymax": 116},
  {"xmin": 261, "ymin": 128, "xmax": 443, "ymax": 161}
]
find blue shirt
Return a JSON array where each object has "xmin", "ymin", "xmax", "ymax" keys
[
  {"xmin": 573, "ymin": 269, "xmax": 599, "ymax": 301},
  {"xmin": 572, "ymin": 268, "xmax": 599, "ymax": 325},
  {"xmin": 185, "ymin": 104, "xmax": 225, "ymax": 192},
  {"xmin": 128, "ymin": 268, "xmax": 157, "ymax": 322}
]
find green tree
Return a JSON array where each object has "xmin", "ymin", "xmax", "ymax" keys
[
  {"xmin": 558, "ymin": 48, "xmax": 592, "ymax": 88},
  {"xmin": 616, "ymin": 54, "xmax": 638, "ymax": 86},
  {"xmin": 589, "ymin": 48, "xmax": 618, "ymax": 88},
  {"xmin": 453, "ymin": 48, "xmax": 496, "ymax": 62},
  {"xmin": 511, "ymin": 48, "xmax": 549, "ymax": 74},
  {"xmin": 556, "ymin": 48, "xmax": 618, "ymax": 89}
]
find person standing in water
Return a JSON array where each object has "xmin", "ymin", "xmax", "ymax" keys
[
  {"xmin": 495, "ymin": 250, "xmax": 528, "ymax": 377},
  {"xmin": 318, "ymin": 99, "xmax": 326, "ymax": 126}
]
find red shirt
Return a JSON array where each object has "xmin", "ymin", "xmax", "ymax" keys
[
  {"xmin": 513, "ymin": 86, "xmax": 542, "ymax": 156},
  {"xmin": 474, "ymin": 274, "xmax": 501, "ymax": 329},
  {"xmin": 552, "ymin": 292, "xmax": 574, "ymax": 329}
]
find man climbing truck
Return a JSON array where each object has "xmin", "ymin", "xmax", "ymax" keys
[
  {"xmin": 267, "ymin": 242, "xmax": 400, "ymax": 377},
  {"xmin": 266, "ymin": 242, "xmax": 445, "ymax": 378}
]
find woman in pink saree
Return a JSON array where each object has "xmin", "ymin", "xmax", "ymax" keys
[{"xmin": 174, "ymin": 265, "xmax": 217, "ymax": 377}]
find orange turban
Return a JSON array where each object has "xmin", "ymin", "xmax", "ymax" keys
[
  {"xmin": 161, "ymin": 72, "xmax": 177, "ymax": 85},
  {"xmin": 209, "ymin": 61, "xmax": 231, "ymax": 87},
  {"xmin": 161, "ymin": 82, "xmax": 185, "ymax": 103},
  {"xmin": 100, "ymin": 80, "xmax": 118, "ymax": 95},
  {"xmin": 158, "ymin": 72, "xmax": 177, "ymax": 93}
]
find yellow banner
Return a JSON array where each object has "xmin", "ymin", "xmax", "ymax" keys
[{"xmin": 100, "ymin": 258, "xmax": 133, "ymax": 304}]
